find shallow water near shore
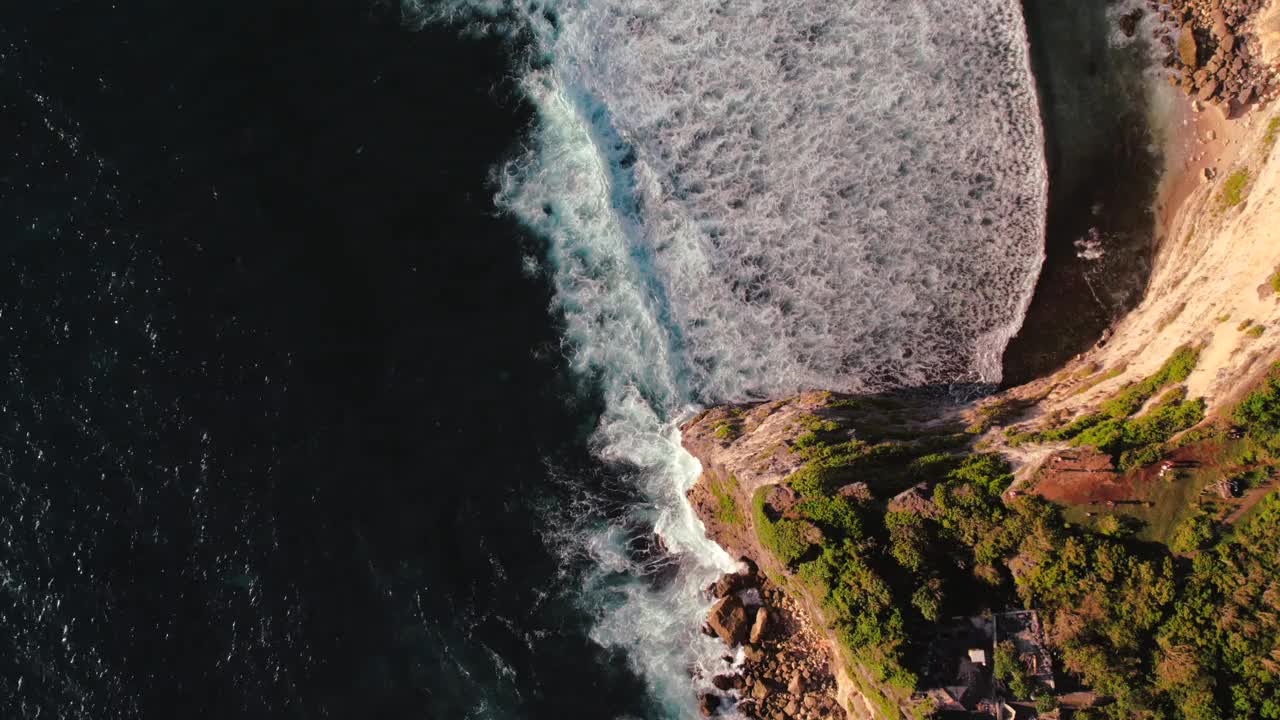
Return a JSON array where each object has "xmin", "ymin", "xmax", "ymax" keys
[{"xmin": 1002, "ymin": 0, "xmax": 1165, "ymax": 385}]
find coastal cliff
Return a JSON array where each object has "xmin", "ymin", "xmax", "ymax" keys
[{"xmin": 682, "ymin": 3, "xmax": 1280, "ymax": 718}]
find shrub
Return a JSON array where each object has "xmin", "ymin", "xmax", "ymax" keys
[
  {"xmin": 948, "ymin": 453, "xmax": 1013, "ymax": 495},
  {"xmin": 709, "ymin": 475, "xmax": 741, "ymax": 526},
  {"xmin": 1265, "ymin": 116, "xmax": 1280, "ymax": 150},
  {"xmin": 911, "ymin": 578, "xmax": 944, "ymax": 621},
  {"xmin": 796, "ymin": 495, "xmax": 864, "ymax": 539},
  {"xmin": 754, "ymin": 488, "xmax": 813, "ymax": 565},
  {"xmin": 1246, "ymin": 324, "xmax": 1266, "ymax": 338},
  {"xmin": 1170, "ymin": 511, "xmax": 1214, "ymax": 554},
  {"xmin": 1074, "ymin": 397, "xmax": 1205, "ymax": 465},
  {"xmin": 1271, "ymin": 269, "xmax": 1280, "ymax": 295},
  {"xmin": 994, "ymin": 640, "xmax": 1034, "ymax": 699},
  {"xmin": 713, "ymin": 422, "xmax": 738, "ymax": 440},
  {"xmin": 1234, "ymin": 365, "xmax": 1280, "ymax": 453}
]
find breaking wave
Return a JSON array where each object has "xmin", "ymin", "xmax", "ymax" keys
[{"xmin": 410, "ymin": 0, "xmax": 1046, "ymax": 715}]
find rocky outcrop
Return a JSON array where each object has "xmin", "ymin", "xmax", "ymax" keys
[
  {"xmin": 1153, "ymin": 0, "xmax": 1280, "ymax": 110},
  {"xmin": 707, "ymin": 595, "xmax": 750, "ymax": 646},
  {"xmin": 700, "ymin": 564, "xmax": 845, "ymax": 720}
]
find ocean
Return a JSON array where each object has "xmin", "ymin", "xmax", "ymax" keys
[{"xmin": 0, "ymin": 0, "xmax": 1157, "ymax": 717}]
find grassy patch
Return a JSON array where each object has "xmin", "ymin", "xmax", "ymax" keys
[
  {"xmin": 753, "ymin": 487, "xmax": 814, "ymax": 565},
  {"xmin": 1062, "ymin": 467, "xmax": 1211, "ymax": 546},
  {"xmin": 1265, "ymin": 116, "xmax": 1280, "ymax": 151},
  {"xmin": 713, "ymin": 421, "xmax": 739, "ymax": 441},
  {"xmin": 1073, "ymin": 397, "xmax": 1206, "ymax": 467},
  {"xmin": 1271, "ymin": 269, "xmax": 1280, "ymax": 295},
  {"xmin": 1008, "ymin": 347, "xmax": 1201, "ymax": 450},
  {"xmin": 708, "ymin": 475, "xmax": 742, "ymax": 526},
  {"xmin": 1246, "ymin": 323, "xmax": 1266, "ymax": 338},
  {"xmin": 1099, "ymin": 345, "xmax": 1199, "ymax": 419},
  {"xmin": 1215, "ymin": 312, "xmax": 1232, "ymax": 323},
  {"xmin": 1218, "ymin": 168, "xmax": 1250, "ymax": 208}
]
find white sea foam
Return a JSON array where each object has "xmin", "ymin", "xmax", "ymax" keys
[{"xmin": 411, "ymin": 0, "xmax": 1047, "ymax": 715}]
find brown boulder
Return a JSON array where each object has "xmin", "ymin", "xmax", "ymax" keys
[
  {"xmin": 710, "ymin": 572, "xmax": 746, "ymax": 599},
  {"xmin": 1179, "ymin": 25, "xmax": 1199, "ymax": 66},
  {"xmin": 835, "ymin": 482, "xmax": 872, "ymax": 502},
  {"xmin": 698, "ymin": 692, "xmax": 721, "ymax": 717},
  {"xmin": 749, "ymin": 607, "xmax": 769, "ymax": 644},
  {"xmin": 708, "ymin": 596, "xmax": 750, "ymax": 646},
  {"xmin": 764, "ymin": 485, "xmax": 799, "ymax": 516},
  {"xmin": 1197, "ymin": 79, "xmax": 1220, "ymax": 100},
  {"xmin": 711, "ymin": 674, "xmax": 736, "ymax": 691}
]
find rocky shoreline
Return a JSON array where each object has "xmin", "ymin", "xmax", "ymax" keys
[
  {"xmin": 699, "ymin": 563, "xmax": 844, "ymax": 720},
  {"xmin": 1153, "ymin": 0, "xmax": 1279, "ymax": 108}
]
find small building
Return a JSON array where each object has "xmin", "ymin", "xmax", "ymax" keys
[
  {"xmin": 925, "ymin": 687, "xmax": 966, "ymax": 713},
  {"xmin": 968, "ymin": 648, "xmax": 988, "ymax": 666}
]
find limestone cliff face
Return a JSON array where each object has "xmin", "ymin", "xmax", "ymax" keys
[{"xmin": 983, "ymin": 99, "xmax": 1280, "ymax": 476}]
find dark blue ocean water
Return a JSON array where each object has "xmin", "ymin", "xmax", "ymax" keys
[{"xmin": 0, "ymin": 1, "xmax": 656, "ymax": 717}]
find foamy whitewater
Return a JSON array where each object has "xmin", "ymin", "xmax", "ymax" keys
[{"xmin": 411, "ymin": 0, "xmax": 1047, "ymax": 715}]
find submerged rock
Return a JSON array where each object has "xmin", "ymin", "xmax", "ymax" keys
[
  {"xmin": 1119, "ymin": 9, "xmax": 1143, "ymax": 37},
  {"xmin": 698, "ymin": 692, "xmax": 721, "ymax": 717}
]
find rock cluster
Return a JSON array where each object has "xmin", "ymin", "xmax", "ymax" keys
[
  {"xmin": 1143, "ymin": 0, "xmax": 1279, "ymax": 109},
  {"xmin": 699, "ymin": 563, "xmax": 844, "ymax": 719}
]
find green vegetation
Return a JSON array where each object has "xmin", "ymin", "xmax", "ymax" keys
[
  {"xmin": 1219, "ymin": 168, "xmax": 1250, "ymax": 208},
  {"xmin": 1271, "ymin": 268, "xmax": 1280, "ymax": 294},
  {"xmin": 713, "ymin": 421, "xmax": 739, "ymax": 440},
  {"xmin": 1240, "ymin": 318, "xmax": 1255, "ymax": 332},
  {"xmin": 1099, "ymin": 345, "xmax": 1199, "ymax": 418},
  {"xmin": 994, "ymin": 640, "xmax": 1035, "ymax": 699},
  {"xmin": 740, "ymin": 364, "xmax": 1280, "ymax": 718},
  {"xmin": 753, "ymin": 488, "xmax": 815, "ymax": 565},
  {"xmin": 1247, "ymin": 324, "xmax": 1267, "ymax": 338},
  {"xmin": 1155, "ymin": 493, "xmax": 1280, "ymax": 719},
  {"xmin": 1169, "ymin": 510, "xmax": 1216, "ymax": 554},
  {"xmin": 1265, "ymin": 116, "xmax": 1280, "ymax": 151},
  {"xmin": 1006, "ymin": 347, "xmax": 1203, "ymax": 465},
  {"xmin": 1235, "ymin": 364, "xmax": 1280, "ymax": 453},
  {"xmin": 708, "ymin": 475, "xmax": 742, "ymax": 525},
  {"xmin": 1216, "ymin": 312, "xmax": 1232, "ymax": 323},
  {"xmin": 1074, "ymin": 396, "xmax": 1206, "ymax": 470}
]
